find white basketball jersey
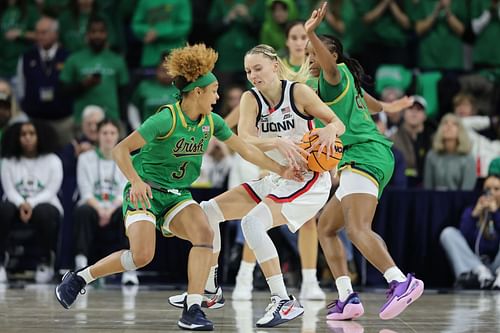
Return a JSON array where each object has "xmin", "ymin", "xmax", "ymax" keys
[{"xmin": 250, "ymin": 80, "xmax": 314, "ymax": 166}]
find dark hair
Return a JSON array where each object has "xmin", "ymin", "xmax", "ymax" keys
[
  {"xmin": 1, "ymin": 120, "xmax": 59, "ymax": 159},
  {"xmin": 97, "ymin": 118, "xmax": 120, "ymax": 132},
  {"xmin": 285, "ymin": 20, "xmax": 305, "ymax": 39},
  {"xmin": 318, "ymin": 34, "xmax": 367, "ymax": 96}
]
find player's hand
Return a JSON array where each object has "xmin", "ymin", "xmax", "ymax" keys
[
  {"xmin": 382, "ymin": 96, "xmax": 414, "ymax": 113},
  {"xmin": 275, "ymin": 137, "xmax": 309, "ymax": 170},
  {"xmin": 129, "ymin": 179, "xmax": 153, "ymax": 210},
  {"xmin": 309, "ymin": 125, "xmax": 338, "ymax": 160},
  {"xmin": 280, "ymin": 165, "xmax": 305, "ymax": 182},
  {"xmin": 305, "ymin": 2, "xmax": 327, "ymax": 34}
]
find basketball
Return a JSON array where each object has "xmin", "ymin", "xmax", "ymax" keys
[{"xmin": 299, "ymin": 131, "xmax": 343, "ymax": 172}]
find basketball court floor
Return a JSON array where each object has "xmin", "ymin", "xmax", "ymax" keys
[{"xmin": 0, "ymin": 284, "xmax": 498, "ymax": 332}]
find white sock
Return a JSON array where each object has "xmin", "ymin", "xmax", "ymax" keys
[
  {"xmin": 383, "ymin": 266, "xmax": 406, "ymax": 283},
  {"xmin": 266, "ymin": 274, "xmax": 289, "ymax": 299},
  {"xmin": 237, "ymin": 261, "xmax": 256, "ymax": 280},
  {"xmin": 302, "ymin": 269, "xmax": 317, "ymax": 283},
  {"xmin": 205, "ymin": 265, "xmax": 218, "ymax": 293},
  {"xmin": 77, "ymin": 267, "xmax": 95, "ymax": 284},
  {"xmin": 335, "ymin": 275, "xmax": 353, "ymax": 302},
  {"xmin": 186, "ymin": 294, "xmax": 203, "ymax": 308}
]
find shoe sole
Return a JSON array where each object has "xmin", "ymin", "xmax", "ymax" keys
[
  {"xmin": 379, "ymin": 279, "xmax": 424, "ymax": 320},
  {"xmin": 326, "ymin": 303, "xmax": 364, "ymax": 320},
  {"xmin": 55, "ymin": 272, "xmax": 72, "ymax": 309},
  {"xmin": 256, "ymin": 307, "xmax": 304, "ymax": 328},
  {"xmin": 177, "ymin": 320, "xmax": 213, "ymax": 331}
]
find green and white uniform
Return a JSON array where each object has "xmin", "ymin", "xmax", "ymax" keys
[
  {"xmin": 317, "ymin": 64, "xmax": 394, "ymax": 197},
  {"xmin": 122, "ymin": 102, "xmax": 233, "ymax": 236}
]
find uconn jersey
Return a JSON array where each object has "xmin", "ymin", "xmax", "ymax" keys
[{"xmin": 250, "ymin": 80, "xmax": 314, "ymax": 166}]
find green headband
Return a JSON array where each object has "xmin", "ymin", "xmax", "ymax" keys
[{"xmin": 181, "ymin": 72, "xmax": 217, "ymax": 92}]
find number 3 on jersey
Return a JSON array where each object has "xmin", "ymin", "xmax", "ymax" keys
[{"xmin": 172, "ymin": 161, "xmax": 188, "ymax": 180}]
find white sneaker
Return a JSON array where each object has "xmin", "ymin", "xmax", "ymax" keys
[
  {"xmin": 35, "ymin": 264, "xmax": 54, "ymax": 283},
  {"xmin": 299, "ymin": 280, "xmax": 326, "ymax": 300},
  {"xmin": 121, "ymin": 271, "xmax": 139, "ymax": 285},
  {"xmin": 0, "ymin": 266, "xmax": 7, "ymax": 283},
  {"xmin": 232, "ymin": 275, "xmax": 253, "ymax": 300},
  {"xmin": 75, "ymin": 254, "xmax": 88, "ymax": 271},
  {"xmin": 492, "ymin": 269, "xmax": 500, "ymax": 290},
  {"xmin": 256, "ymin": 295, "xmax": 304, "ymax": 327},
  {"xmin": 474, "ymin": 265, "xmax": 494, "ymax": 288}
]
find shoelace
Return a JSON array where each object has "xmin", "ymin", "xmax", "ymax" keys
[
  {"xmin": 190, "ymin": 305, "xmax": 207, "ymax": 319},
  {"xmin": 68, "ymin": 274, "xmax": 86, "ymax": 295}
]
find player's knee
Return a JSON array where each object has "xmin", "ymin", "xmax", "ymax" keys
[
  {"xmin": 301, "ymin": 218, "xmax": 316, "ymax": 231},
  {"xmin": 129, "ymin": 247, "xmax": 154, "ymax": 268},
  {"xmin": 318, "ymin": 216, "xmax": 338, "ymax": 238},
  {"xmin": 191, "ymin": 222, "xmax": 214, "ymax": 245},
  {"xmin": 200, "ymin": 199, "xmax": 225, "ymax": 226},
  {"xmin": 241, "ymin": 215, "xmax": 263, "ymax": 250}
]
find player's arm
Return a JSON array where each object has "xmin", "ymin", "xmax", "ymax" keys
[
  {"xmin": 238, "ymin": 91, "xmax": 307, "ymax": 169},
  {"xmin": 224, "ymin": 135, "xmax": 302, "ymax": 181},
  {"xmin": 363, "ymin": 91, "xmax": 414, "ymax": 114},
  {"xmin": 112, "ymin": 131, "xmax": 152, "ymax": 208},
  {"xmin": 305, "ymin": 2, "xmax": 341, "ymax": 86}
]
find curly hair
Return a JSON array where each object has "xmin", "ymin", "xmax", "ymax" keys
[
  {"xmin": 165, "ymin": 44, "xmax": 218, "ymax": 84},
  {"xmin": 1, "ymin": 120, "xmax": 59, "ymax": 159}
]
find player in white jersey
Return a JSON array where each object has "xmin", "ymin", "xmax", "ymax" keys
[{"xmin": 169, "ymin": 44, "xmax": 345, "ymax": 328}]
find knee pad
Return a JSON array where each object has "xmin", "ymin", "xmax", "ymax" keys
[
  {"xmin": 200, "ymin": 200, "xmax": 224, "ymax": 253},
  {"xmin": 241, "ymin": 203, "xmax": 277, "ymax": 263},
  {"xmin": 120, "ymin": 250, "xmax": 138, "ymax": 271}
]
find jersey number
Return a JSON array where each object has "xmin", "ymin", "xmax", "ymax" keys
[{"xmin": 172, "ymin": 162, "xmax": 188, "ymax": 180}]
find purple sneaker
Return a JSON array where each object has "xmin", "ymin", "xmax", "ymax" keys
[
  {"xmin": 326, "ymin": 292, "xmax": 364, "ymax": 320},
  {"xmin": 379, "ymin": 273, "xmax": 424, "ymax": 320}
]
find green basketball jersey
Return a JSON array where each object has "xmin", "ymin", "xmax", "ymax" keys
[
  {"xmin": 317, "ymin": 63, "xmax": 392, "ymax": 148},
  {"xmin": 134, "ymin": 102, "xmax": 233, "ymax": 189}
]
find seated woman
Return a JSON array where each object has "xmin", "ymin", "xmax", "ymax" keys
[
  {"xmin": 440, "ymin": 174, "xmax": 500, "ymax": 289},
  {"xmin": 0, "ymin": 120, "xmax": 62, "ymax": 283}
]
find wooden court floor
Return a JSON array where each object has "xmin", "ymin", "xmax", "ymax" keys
[{"xmin": 0, "ymin": 284, "xmax": 498, "ymax": 332}]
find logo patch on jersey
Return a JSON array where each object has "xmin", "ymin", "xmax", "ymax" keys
[{"xmin": 172, "ymin": 137, "xmax": 205, "ymax": 157}]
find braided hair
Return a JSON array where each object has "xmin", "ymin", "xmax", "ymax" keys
[{"xmin": 318, "ymin": 35, "xmax": 367, "ymax": 96}]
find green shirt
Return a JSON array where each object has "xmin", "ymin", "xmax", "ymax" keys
[
  {"xmin": 60, "ymin": 47, "xmax": 129, "ymax": 123},
  {"xmin": 472, "ymin": 0, "xmax": 500, "ymax": 67},
  {"xmin": 131, "ymin": 80, "xmax": 179, "ymax": 121},
  {"xmin": 132, "ymin": 0, "xmax": 192, "ymax": 67},
  {"xmin": 318, "ymin": 64, "xmax": 392, "ymax": 148},
  {"xmin": 134, "ymin": 102, "xmax": 234, "ymax": 189},
  {"xmin": 0, "ymin": 5, "xmax": 39, "ymax": 77},
  {"xmin": 408, "ymin": 0, "xmax": 467, "ymax": 70},
  {"xmin": 209, "ymin": 0, "xmax": 265, "ymax": 72}
]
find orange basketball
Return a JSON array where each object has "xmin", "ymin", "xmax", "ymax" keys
[{"xmin": 299, "ymin": 131, "xmax": 343, "ymax": 172}]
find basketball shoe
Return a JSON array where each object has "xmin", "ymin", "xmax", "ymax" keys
[
  {"xmin": 326, "ymin": 292, "xmax": 364, "ymax": 320},
  {"xmin": 379, "ymin": 273, "xmax": 424, "ymax": 320},
  {"xmin": 55, "ymin": 271, "xmax": 87, "ymax": 309},
  {"xmin": 177, "ymin": 301, "xmax": 213, "ymax": 331},
  {"xmin": 256, "ymin": 295, "xmax": 304, "ymax": 327}
]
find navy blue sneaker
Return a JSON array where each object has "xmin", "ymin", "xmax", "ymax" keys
[
  {"xmin": 55, "ymin": 271, "xmax": 87, "ymax": 309},
  {"xmin": 177, "ymin": 302, "xmax": 214, "ymax": 331}
]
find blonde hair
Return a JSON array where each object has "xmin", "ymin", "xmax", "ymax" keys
[
  {"xmin": 245, "ymin": 44, "xmax": 310, "ymax": 84},
  {"xmin": 164, "ymin": 44, "xmax": 218, "ymax": 82},
  {"xmin": 432, "ymin": 113, "xmax": 472, "ymax": 154}
]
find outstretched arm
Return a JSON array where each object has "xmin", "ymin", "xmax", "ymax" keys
[
  {"xmin": 305, "ymin": 2, "xmax": 341, "ymax": 86},
  {"xmin": 363, "ymin": 91, "xmax": 414, "ymax": 114}
]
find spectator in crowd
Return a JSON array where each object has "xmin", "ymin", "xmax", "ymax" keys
[
  {"xmin": 73, "ymin": 119, "xmax": 136, "ymax": 284},
  {"xmin": 195, "ymin": 139, "xmax": 233, "ymax": 189},
  {"xmin": 0, "ymin": 120, "xmax": 62, "ymax": 283},
  {"xmin": 0, "ymin": 80, "xmax": 28, "ymax": 131},
  {"xmin": 471, "ymin": 0, "xmax": 500, "ymax": 70},
  {"xmin": 281, "ymin": 20, "xmax": 307, "ymax": 73},
  {"xmin": 16, "ymin": 16, "xmax": 73, "ymax": 147},
  {"xmin": 391, "ymin": 96, "xmax": 434, "ymax": 187},
  {"xmin": 129, "ymin": 53, "xmax": 178, "ymax": 129},
  {"xmin": 314, "ymin": 0, "xmax": 355, "ymax": 54},
  {"xmin": 60, "ymin": 15, "xmax": 129, "ymax": 124},
  {"xmin": 0, "ymin": 0, "xmax": 39, "ymax": 79},
  {"xmin": 353, "ymin": 0, "xmax": 411, "ymax": 76},
  {"xmin": 424, "ymin": 113, "xmax": 476, "ymax": 190},
  {"xmin": 411, "ymin": 0, "xmax": 467, "ymax": 70},
  {"xmin": 58, "ymin": 0, "xmax": 117, "ymax": 53},
  {"xmin": 453, "ymin": 93, "xmax": 500, "ymax": 178},
  {"xmin": 440, "ymin": 173, "xmax": 500, "ymax": 289},
  {"xmin": 132, "ymin": 0, "xmax": 192, "ymax": 68},
  {"xmin": 218, "ymin": 84, "xmax": 244, "ymax": 120},
  {"xmin": 260, "ymin": 0, "xmax": 298, "ymax": 52},
  {"xmin": 208, "ymin": 0, "xmax": 265, "ymax": 92}
]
